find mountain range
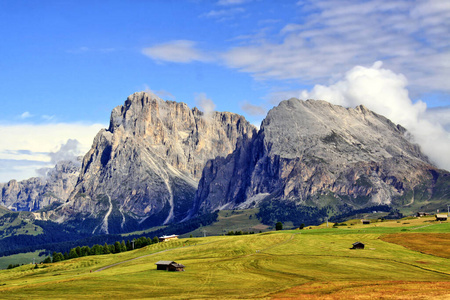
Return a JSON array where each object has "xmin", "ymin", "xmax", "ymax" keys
[{"xmin": 1, "ymin": 92, "xmax": 448, "ymax": 235}]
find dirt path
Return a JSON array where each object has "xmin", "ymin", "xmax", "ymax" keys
[{"xmin": 94, "ymin": 248, "xmax": 175, "ymax": 272}]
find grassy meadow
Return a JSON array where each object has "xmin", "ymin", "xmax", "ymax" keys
[
  {"xmin": 180, "ymin": 209, "xmax": 271, "ymax": 237},
  {"xmin": 0, "ymin": 216, "xmax": 449, "ymax": 299},
  {"xmin": 0, "ymin": 250, "xmax": 45, "ymax": 270}
]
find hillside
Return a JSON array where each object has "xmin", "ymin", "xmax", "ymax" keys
[{"xmin": 0, "ymin": 217, "xmax": 449, "ymax": 299}]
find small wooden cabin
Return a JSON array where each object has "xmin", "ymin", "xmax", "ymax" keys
[
  {"xmin": 435, "ymin": 214, "xmax": 448, "ymax": 221},
  {"xmin": 155, "ymin": 260, "xmax": 185, "ymax": 272},
  {"xmin": 159, "ymin": 234, "xmax": 179, "ymax": 242},
  {"xmin": 416, "ymin": 212, "xmax": 429, "ymax": 217},
  {"xmin": 361, "ymin": 219, "xmax": 370, "ymax": 224},
  {"xmin": 351, "ymin": 242, "xmax": 365, "ymax": 249}
]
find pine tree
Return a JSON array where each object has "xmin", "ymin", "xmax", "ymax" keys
[
  {"xmin": 103, "ymin": 243, "xmax": 110, "ymax": 254},
  {"xmin": 275, "ymin": 221, "xmax": 283, "ymax": 231},
  {"xmin": 114, "ymin": 241, "xmax": 122, "ymax": 253},
  {"xmin": 121, "ymin": 240, "xmax": 127, "ymax": 252},
  {"xmin": 69, "ymin": 248, "xmax": 79, "ymax": 259}
]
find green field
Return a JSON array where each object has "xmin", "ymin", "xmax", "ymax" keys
[
  {"xmin": 0, "ymin": 211, "xmax": 43, "ymax": 238},
  {"xmin": 181, "ymin": 209, "xmax": 272, "ymax": 237},
  {"xmin": 0, "ymin": 217, "xmax": 449, "ymax": 299},
  {"xmin": 0, "ymin": 250, "xmax": 45, "ymax": 270}
]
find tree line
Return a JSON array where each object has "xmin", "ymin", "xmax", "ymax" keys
[
  {"xmin": 0, "ymin": 211, "xmax": 219, "ymax": 258},
  {"xmin": 43, "ymin": 236, "xmax": 159, "ymax": 264}
]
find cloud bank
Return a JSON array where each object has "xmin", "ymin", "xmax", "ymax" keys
[
  {"xmin": 142, "ymin": 40, "xmax": 210, "ymax": 63},
  {"xmin": 221, "ymin": 0, "xmax": 450, "ymax": 95},
  {"xmin": 0, "ymin": 122, "xmax": 105, "ymax": 182},
  {"xmin": 300, "ymin": 62, "xmax": 450, "ymax": 171}
]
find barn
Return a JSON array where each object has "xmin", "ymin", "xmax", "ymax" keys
[
  {"xmin": 435, "ymin": 214, "xmax": 448, "ymax": 221},
  {"xmin": 155, "ymin": 261, "xmax": 185, "ymax": 271},
  {"xmin": 158, "ymin": 234, "xmax": 179, "ymax": 242},
  {"xmin": 351, "ymin": 242, "xmax": 365, "ymax": 249}
]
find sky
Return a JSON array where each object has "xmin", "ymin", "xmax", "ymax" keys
[{"xmin": 0, "ymin": 0, "xmax": 449, "ymax": 182}]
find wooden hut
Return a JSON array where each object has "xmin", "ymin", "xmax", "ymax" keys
[
  {"xmin": 361, "ymin": 219, "xmax": 370, "ymax": 224},
  {"xmin": 169, "ymin": 263, "xmax": 185, "ymax": 272},
  {"xmin": 351, "ymin": 242, "xmax": 365, "ymax": 249},
  {"xmin": 158, "ymin": 234, "xmax": 179, "ymax": 242},
  {"xmin": 416, "ymin": 212, "xmax": 429, "ymax": 217},
  {"xmin": 155, "ymin": 261, "xmax": 185, "ymax": 271},
  {"xmin": 435, "ymin": 214, "xmax": 448, "ymax": 221}
]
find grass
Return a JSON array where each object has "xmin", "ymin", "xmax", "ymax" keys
[
  {"xmin": 181, "ymin": 209, "xmax": 271, "ymax": 237},
  {"xmin": 381, "ymin": 233, "xmax": 450, "ymax": 259},
  {"xmin": 0, "ymin": 216, "xmax": 449, "ymax": 299},
  {"xmin": 0, "ymin": 212, "xmax": 43, "ymax": 238},
  {"xmin": 0, "ymin": 250, "xmax": 45, "ymax": 269},
  {"xmin": 270, "ymin": 281, "xmax": 450, "ymax": 299}
]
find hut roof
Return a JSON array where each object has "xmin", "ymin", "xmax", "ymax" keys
[
  {"xmin": 352, "ymin": 242, "xmax": 364, "ymax": 246},
  {"xmin": 159, "ymin": 234, "xmax": 178, "ymax": 239},
  {"xmin": 155, "ymin": 261, "xmax": 175, "ymax": 266}
]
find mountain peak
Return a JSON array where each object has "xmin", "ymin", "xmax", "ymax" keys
[
  {"xmin": 193, "ymin": 98, "xmax": 441, "ymax": 217},
  {"xmin": 53, "ymin": 92, "xmax": 256, "ymax": 233}
]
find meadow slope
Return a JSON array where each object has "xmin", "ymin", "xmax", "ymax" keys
[{"xmin": 0, "ymin": 217, "xmax": 449, "ymax": 299}]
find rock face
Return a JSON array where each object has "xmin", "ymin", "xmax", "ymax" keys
[
  {"xmin": 192, "ymin": 99, "xmax": 446, "ymax": 218},
  {"xmin": 53, "ymin": 92, "xmax": 255, "ymax": 234},
  {"xmin": 2, "ymin": 94, "xmax": 448, "ymax": 233},
  {"xmin": 0, "ymin": 160, "xmax": 81, "ymax": 211}
]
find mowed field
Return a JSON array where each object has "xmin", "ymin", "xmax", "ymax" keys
[{"xmin": 0, "ymin": 218, "xmax": 449, "ymax": 299}]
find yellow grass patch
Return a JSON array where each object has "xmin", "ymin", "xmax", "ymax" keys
[
  {"xmin": 271, "ymin": 281, "xmax": 450, "ymax": 299},
  {"xmin": 380, "ymin": 233, "xmax": 450, "ymax": 259}
]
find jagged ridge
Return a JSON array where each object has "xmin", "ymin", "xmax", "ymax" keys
[
  {"xmin": 50, "ymin": 92, "xmax": 256, "ymax": 234},
  {"xmin": 192, "ymin": 98, "xmax": 448, "ymax": 221}
]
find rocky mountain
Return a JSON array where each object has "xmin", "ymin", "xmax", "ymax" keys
[
  {"xmin": 192, "ymin": 98, "xmax": 449, "ymax": 224},
  {"xmin": 47, "ymin": 92, "xmax": 255, "ymax": 234},
  {"xmin": 2, "ymin": 94, "xmax": 448, "ymax": 235},
  {"xmin": 0, "ymin": 160, "xmax": 80, "ymax": 212}
]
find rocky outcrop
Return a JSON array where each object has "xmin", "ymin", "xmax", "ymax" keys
[
  {"xmin": 53, "ymin": 92, "xmax": 255, "ymax": 233},
  {"xmin": 0, "ymin": 160, "xmax": 80, "ymax": 211},
  {"xmin": 192, "ymin": 98, "xmax": 445, "ymax": 217}
]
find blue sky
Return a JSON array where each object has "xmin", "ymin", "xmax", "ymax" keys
[{"xmin": 1, "ymin": 0, "xmax": 449, "ymax": 182}]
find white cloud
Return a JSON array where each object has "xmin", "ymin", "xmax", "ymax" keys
[
  {"xmin": 201, "ymin": 7, "xmax": 245, "ymax": 20},
  {"xmin": 300, "ymin": 61, "xmax": 450, "ymax": 171},
  {"xmin": 20, "ymin": 112, "xmax": 32, "ymax": 119},
  {"xmin": 195, "ymin": 93, "xmax": 216, "ymax": 116},
  {"xmin": 424, "ymin": 106, "xmax": 450, "ymax": 132},
  {"xmin": 143, "ymin": 85, "xmax": 176, "ymax": 101},
  {"xmin": 142, "ymin": 40, "xmax": 210, "ymax": 63},
  {"xmin": 240, "ymin": 101, "xmax": 266, "ymax": 116},
  {"xmin": 221, "ymin": 0, "xmax": 450, "ymax": 95},
  {"xmin": 0, "ymin": 159, "xmax": 49, "ymax": 183},
  {"xmin": 42, "ymin": 115, "xmax": 56, "ymax": 121},
  {"xmin": 0, "ymin": 122, "xmax": 105, "ymax": 182},
  {"xmin": 48, "ymin": 139, "xmax": 82, "ymax": 165}
]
